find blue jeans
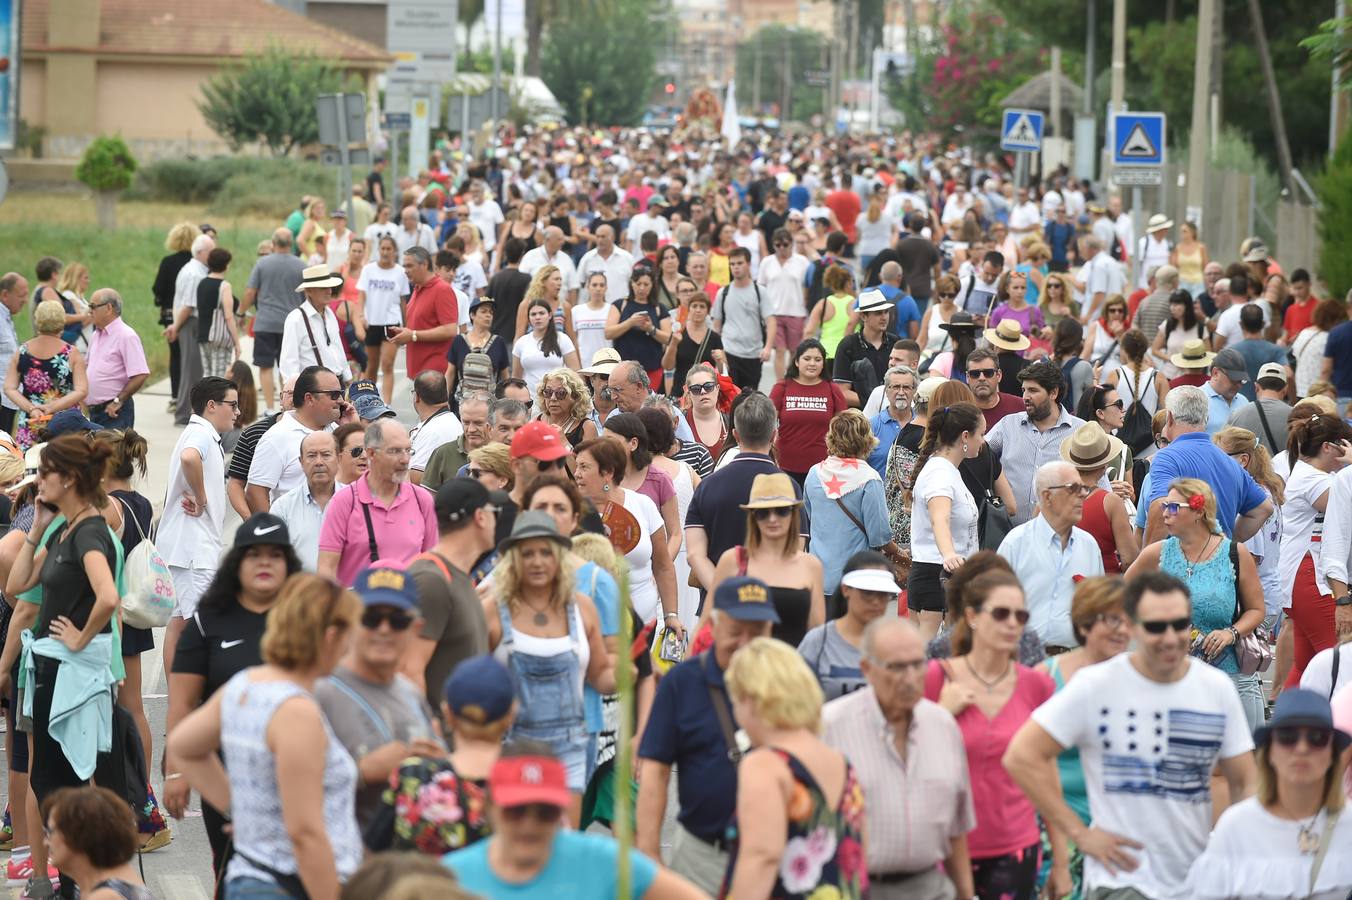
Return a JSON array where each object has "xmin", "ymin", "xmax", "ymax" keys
[
  {"xmin": 225, "ymin": 878, "xmax": 294, "ymax": 899},
  {"xmin": 89, "ymin": 396, "xmax": 135, "ymax": 429},
  {"xmin": 1230, "ymin": 672, "xmax": 1265, "ymax": 732}
]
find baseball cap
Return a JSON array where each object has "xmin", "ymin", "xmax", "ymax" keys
[
  {"xmin": 510, "ymin": 421, "xmax": 569, "ymax": 461},
  {"xmin": 713, "ymin": 575, "xmax": 781, "ymax": 624},
  {"xmin": 444, "ymin": 655, "xmax": 515, "ymax": 724},
  {"xmin": 1211, "ymin": 348, "xmax": 1249, "ymax": 383},
  {"xmin": 233, "ymin": 512, "xmax": 291, "ymax": 549},
  {"xmin": 468, "ymin": 296, "xmax": 495, "ymax": 316},
  {"xmin": 353, "ymin": 564, "xmax": 419, "ymax": 611},
  {"xmin": 490, "ymin": 754, "xmax": 572, "ymax": 809},
  {"xmin": 435, "ymin": 477, "xmax": 494, "ymax": 525},
  {"xmin": 47, "ymin": 408, "xmax": 105, "ymax": 438},
  {"xmin": 1257, "ymin": 362, "xmax": 1287, "ymax": 384},
  {"xmin": 329, "ymin": 207, "xmax": 347, "ymax": 218},
  {"xmin": 347, "ymin": 379, "xmax": 397, "ymax": 422},
  {"xmin": 916, "ymin": 376, "xmax": 948, "ymax": 404}
]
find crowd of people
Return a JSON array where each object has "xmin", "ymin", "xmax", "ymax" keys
[{"xmin": 0, "ymin": 124, "xmax": 1351, "ymax": 900}]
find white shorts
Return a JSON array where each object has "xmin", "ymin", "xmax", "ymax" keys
[{"xmin": 169, "ymin": 565, "xmax": 217, "ymax": 619}]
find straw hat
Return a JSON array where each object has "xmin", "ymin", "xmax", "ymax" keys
[
  {"xmin": 579, "ymin": 348, "xmax": 622, "ymax": 376},
  {"xmin": 1169, "ymin": 338, "xmax": 1215, "ymax": 371},
  {"xmin": 1147, "ymin": 213, "xmax": 1173, "ymax": 232},
  {"xmin": 739, "ymin": 472, "xmax": 804, "ymax": 510},
  {"xmin": 295, "ymin": 263, "xmax": 344, "ymax": 292},
  {"xmin": 856, "ymin": 289, "xmax": 892, "ymax": 314},
  {"xmin": 984, "ymin": 319, "xmax": 1031, "ymax": 352},
  {"xmin": 939, "ymin": 311, "xmax": 979, "ymax": 334},
  {"xmin": 1060, "ymin": 422, "xmax": 1125, "ymax": 471}
]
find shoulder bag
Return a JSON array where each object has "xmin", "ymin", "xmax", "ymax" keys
[
  {"xmin": 116, "ymin": 497, "xmax": 176, "ymax": 629},
  {"xmin": 702, "ymin": 653, "xmax": 743, "ymax": 763},
  {"xmin": 975, "ymin": 453, "xmax": 1013, "ymax": 550},
  {"xmin": 1228, "ymin": 539, "xmax": 1273, "ymax": 675},
  {"xmin": 1252, "ymin": 398, "xmax": 1281, "ymax": 454}
]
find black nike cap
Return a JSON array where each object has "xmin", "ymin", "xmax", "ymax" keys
[{"xmin": 234, "ymin": 512, "xmax": 292, "ymax": 549}]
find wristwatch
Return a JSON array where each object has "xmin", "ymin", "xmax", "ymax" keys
[
  {"xmin": 412, "ymin": 330, "xmax": 419, "ymax": 342},
  {"xmin": 1336, "ymin": 594, "xmax": 1352, "ymax": 607}
]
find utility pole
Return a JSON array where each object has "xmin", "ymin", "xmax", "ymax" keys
[
  {"xmin": 1334, "ymin": 0, "xmax": 1347, "ymax": 158},
  {"xmin": 1247, "ymin": 0, "xmax": 1295, "ymax": 194},
  {"xmin": 1186, "ymin": 0, "xmax": 1214, "ymax": 222},
  {"xmin": 1050, "ymin": 46, "xmax": 1062, "ymax": 138},
  {"xmin": 491, "ymin": 0, "xmax": 503, "ymax": 125},
  {"xmin": 781, "ymin": 31, "xmax": 793, "ymax": 122},
  {"xmin": 1109, "ymin": 0, "xmax": 1125, "ymax": 113},
  {"xmin": 753, "ymin": 37, "xmax": 762, "ymax": 115},
  {"xmin": 1210, "ymin": 0, "xmax": 1224, "ymax": 146},
  {"xmin": 1083, "ymin": 0, "xmax": 1095, "ymax": 116}
]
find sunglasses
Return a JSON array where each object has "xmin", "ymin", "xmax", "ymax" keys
[
  {"xmin": 774, "ymin": 241, "xmax": 790, "ymax": 248},
  {"xmin": 1273, "ymin": 726, "xmax": 1334, "ymax": 749},
  {"xmin": 937, "ymin": 292, "xmax": 956, "ymax": 300},
  {"xmin": 540, "ymin": 388, "xmax": 571, "ymax": 401},
  {"xmin": 347, "ymin": 446, "xmax": 365, "ymax": 459},
  {"xmin": 468, "ymin": 467, "xmax": 486, "ymax": 479},
  {"xmin": 1160, "ymin": 501, "xmax": 1196, "ymax": 516},
  {"xmin": 536, "ymin": 457, "xmax": 567, "ymax": 472},
  {"xmin": 753, "ymin": 506, "xmax": 793, "ymax": 521},
  {"xmin": 984, "ymin": 606, "xmax": 1030, "ymax": 624},
  {"xmin": 687, "ymin": 381, "xmax": 718, "ymax": 395},
  {"xmin": 312, "ymin": 390, "xmax": 344, "ymax": 400},
  {"xmin": 966, "ymin": 368, "xmax": 997, "ymax": 380},
  {"xmin": 1140, "ymin": 616, "xmax": 1192, "ymax": 634},
  {"xmin": 501, "ymin": 803, "xmax": 564, "ymax": 824},
  {"xmin": 360, "ymin": 608, "xmax": 414, "ymax": 631},
  {"xmin": 1101, "ymin": 398, "xmax": 1124, "ymax": 411},
  {"xmin": 1107, "ymin": 308, "xmax": 1127, "ymax": 317},
  {"xmin": 1047, "ymin": 482, "xmax": 1093, "ymax": 497}
]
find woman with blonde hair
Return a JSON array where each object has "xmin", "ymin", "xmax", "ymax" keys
[
  {"xmin": 535, "ymin": 367, "xmax": 597, "ymax": 448},
  {"xmin": 468, "ymin": 442, "xmax": 513, "ymax": 492},
  {"xmin": 482, "ymin": 513, "xmax": 614, "ymax": 816},
  {"xmin": 1125, "ymin": 478, "xmax": 1267, "ymax": 727},
  {"xmin": 805, "ymin": 410, "xmax": 892, "ymax": 595},
  {"xmin": 1038, "ymin": 271, "xmax": 1080, "ymax": 330},
  {"xmin": 168, "ymin": 573, "xmax": 365, "ymax": 898},
  {"xmin": 155, "ymin": 223, "xmax": 199, "ymax": 401},
  {"xmin": 297, "ymin": 196, "xmax": 329, "ymax": 261},
  {"xmin": 516, "ymin": 264, "xmax": 579, "ymax": 348},
  {"xmin": 4, "ymin": 300, "xmax": 88, "ymax": 449},
  {"xmin": 55, "ymin": 262, "xmax": 92, "ymax": 348},
  {"xmin": 720, "ymin": 635, "xmax": 867, "ymax": 899}
]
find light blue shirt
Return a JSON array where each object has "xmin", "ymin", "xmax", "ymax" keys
[
  {"xmin": 997, "ymin": 515, "xmax": 1104, "ymax": 647},
  {"xmin": 606, "ymin": 402, "xmax": 695, "ymax": 443},
  {"xmin": 446, "ymin": 829, "xmax": 658, "ymax": 898},
  {"xmin": 0, "ymin": 306, "xmax": 17, "ymax": 411},
  {"xmin": 268, "ymin": 482, "xmax": 328, "ymax": 570},
  {"xmin": 804, "ymin": 470, "xmax": 891, "ymax": 594},
  {"xmin": 1203, "ymin": 381, "xmax": 1249, "ymax": 435},
  {"xmin": 867, "ymin": 408, "xmax": 903, "ymax": 475},
  {"xmin": 986, "ymin": 408, "xmax": 1086, "ymax": 526},
  {"xmin": 579, "ymin": 560, "xmax": 619, "ymax": 734},
  {"xmin": 21, "ymin": 632, "xmax": 116, "ymax": 780}
]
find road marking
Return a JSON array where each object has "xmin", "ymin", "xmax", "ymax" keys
[{"xmin": 152, "ymin": 872, "xmax": 211, "ymax": 900}]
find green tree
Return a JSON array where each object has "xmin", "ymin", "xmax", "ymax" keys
[
  {"xmin": 735, "ymin": 26, "xmax": 829, "ymax": 122},
  {"xmin": 1317, "ymin": 131, "xmax": 1352, "ymax": 299},
  {"xmin": 541, "ymin": 0, "xmax": 665, "ymax": 125},
  {"xmin": 197, "ymin": 45, "xmax": 358, "ymax": 157},
  {"xmin": 76, "ymin": 135, "xmax": 137, "ymax": 230}
]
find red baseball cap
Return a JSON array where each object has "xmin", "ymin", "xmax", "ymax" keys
[
  {"xmin": 509, "ymin": 420, "xmax": 570, "ymax": 462},
  {"xmin": 490, "ymin": 755, "xmax": 571, "ymax": 808}
]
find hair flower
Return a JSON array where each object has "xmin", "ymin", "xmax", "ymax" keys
[{"xmin": 1188, "ymin": 493, "xmax": 1206, "ymax": 511}]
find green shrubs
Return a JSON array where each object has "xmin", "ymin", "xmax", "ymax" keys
[
  {"xmin": 130, "ymin": 157, "xmax": 334, "ymax": 219},
  {"xmin": 76, "ymin": 136, "xmax": 138, "ymax": 192},
  {"xmin": 1317, "ymin": 133, "xmax": 1352, "ymax": 301}
]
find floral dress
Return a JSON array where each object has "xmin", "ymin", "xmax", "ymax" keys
[
  {"xmin": 367, "ymin": 755, "xmax": 490, "ymax": 856},
  {"xmin": 720, "ymin": 749, "xmax": 868, "ymax": 900},
  {"xmin": 14, "ymin": 343, "xmax": 75, "ymax": 450}
]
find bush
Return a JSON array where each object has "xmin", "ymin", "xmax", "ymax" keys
[
  {"xmin": 75, "ymin": 136, "xmax": 138, "ymax": 193},
  {"xmin": 1317, "ymin": 131, "xmax": 1352, "ymax": 300},
  {"xmin": 131, "ymin": 157, "xmax": 334, "ymax": 218}
]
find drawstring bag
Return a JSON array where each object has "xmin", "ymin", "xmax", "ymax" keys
[{"xmin": 117, "ymin": 498, "xmax": 176, "ymax": 629}]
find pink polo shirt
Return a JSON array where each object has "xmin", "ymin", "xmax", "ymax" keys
[
  {"xmin": 86, "ymin": 317, "xmax": 150, "ymax": 405},
  {"xmin": 318, "ymin": 474, "xmax": 437, "ymax": 586}
]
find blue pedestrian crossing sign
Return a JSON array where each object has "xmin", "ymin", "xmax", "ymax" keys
[
  {"xmin": 1111, "ymin": 111, "xmax": 1166, "ymax": 167},
  {"xmin": 1000, "ymin": 109, "xmax": 1044, "ymax": 152}
]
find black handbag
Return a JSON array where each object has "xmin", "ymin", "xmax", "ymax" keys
[{"xmin": 977, "ymin": 488, "xmax": 1014, "ymax": 550}]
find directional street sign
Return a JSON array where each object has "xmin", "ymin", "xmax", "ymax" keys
[
  {"xmin": 1111, "ymin": 111, "xmax": 1166, "ymax": 167},
  {"xmin": 1000, "ymin": 108, "xmax": 1044, "ymax": 153}
]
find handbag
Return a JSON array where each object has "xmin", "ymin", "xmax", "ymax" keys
[
  {"xmin": 116, "ymin": 497, "xmax": 176, "ymax": 629},
  {"xmin": 977, "ymin": 488, "xmax": 1014, "ymax": 551},
  {"xmin": 1228, "ymin": 539, "xmax": 1273, "ymax": 675}
]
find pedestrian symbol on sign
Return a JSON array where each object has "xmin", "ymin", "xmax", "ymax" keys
[
  {"xmin": 1008, "ymin": 116, "xmax": 1037, "ymax": 144},
  {"xmin": 1000, "ymin": 108, "xmax": 1044, "ymax": 152}
]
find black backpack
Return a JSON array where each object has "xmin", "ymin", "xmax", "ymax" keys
[
  {"xmin": 1059, "ymin": 357, "xmax": 1081, "ymax": 413},
  {"xmin": 807, "ymin": 254, "xmax": 839, "ymax": 307},
  {"xmin": 1116, "ymin": 367, "xmax": 1156, "ymax": 454}
]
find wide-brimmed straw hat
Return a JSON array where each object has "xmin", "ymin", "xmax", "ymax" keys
[
  {"xmin": 1170, "ymin": 338, "xmax": 1215, "ymax": 371},
  {"xmin": 739, "ymin": 472, "xmax": 804, "ymax": 510},
  {"xmin": 1147, "ymin": 213, "xmax": 1173, "ymax": 232},
  {"xmin": 984, "ymin": 319, "xmax": 1031, "ymax": 351},
  {"xmin": 1060, "ymin": 422, "xmax": 1125, "ymax": 471},
  {"xmin": 295, "ymin": 263, "xmax": 344, "ymax": 292}
]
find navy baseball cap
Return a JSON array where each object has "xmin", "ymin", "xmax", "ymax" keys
[
  {"xmin": 713, "ymin": 576, "xmax": 781, "ymax": 624},
  {"xmin": 353, "ymin": 564, "xmax": 419, "ymax": 611},
  {"xmin": 444, "ymin": 655, "xmax": 515, "ymax": 724},
  {"xmin": 346, "ymin": 379, "xmax": 397, "ymax": 422},
  {"xmin": 47, "ymin": 408, "xmax": 104, "ymax": 438}
]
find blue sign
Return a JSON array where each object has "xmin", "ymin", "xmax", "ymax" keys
[
  {"xmin": 383, "ymin": 112, "xmax": 413, "ymax": 130},
  {"xmin": 1111, "ymin": 111, "xmax": 1166, "ymax": 167},
  {"xmin": 1000, "ymin": 108, "xmax": 1044, "ymax": 153}
]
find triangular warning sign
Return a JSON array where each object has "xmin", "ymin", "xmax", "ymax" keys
[
  {"xmin": 1006, "ymin": 114, "xmax": 1039, "ymax": 145},
  {"xmin": 1120, "ymin": 123, "xmax": 1157, "ymax": 159}
]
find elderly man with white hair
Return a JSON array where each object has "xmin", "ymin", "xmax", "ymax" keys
[
  {"xmin": 996, "ymin": 460, "xmax": 1105, "ymax": 654},
  {"xmin": 520, "ymin": 225, "xmax": 580, "ymax": 303},
  {"xmin": 165, "ymin": 231, "xmax": 214, "ymax": 425},
  {"xmin": 85, "ymin": 288, "xmax": 150, "ymax": 429},
  {"xmin": 395, "ymin": 205, "xmax": 437, "ymax": 256}
]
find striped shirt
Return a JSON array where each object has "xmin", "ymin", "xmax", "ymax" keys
[
  {"xmin": 985, "ymin": 409, "xmax": 1086, "ymax": 526},
  {"xmin": 671, "ymin": 439, "xmax": 714, "ymax": 479},
  {"xmin": 821, "ymin": 689, "xmax": 975, "ymax": 875}
]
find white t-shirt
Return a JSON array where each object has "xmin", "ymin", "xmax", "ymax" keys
[
  {"xmin": 1084, "ymin": 252, "xmax": 1126, "ymax": 315},
  {"xmin": 1277, "ymin": 460, "xmax": 1332, "ymax": 608},
  {"xmin": 357, "ymin": 262, "xmax": 410, "ymax": 326},
  {"xmin": 409, "ymin": 408, "xmax": 464, "ymax": 472},
  {"xmin": 467, "ymin": 199, "xmax": 504, "ymax": 251},
  {"xmin": 1300, "ymin": 643, "xmax": 1352, "ymax": 699},
  {"xmin": 618, "ymin": 487, "xmax": 664, "ymax": 622},
  {"xmin": 626, "ymin": 213, "xmax": 670, "ymax": 255},
  {"xmin": 363, "ymin": 222, "xmax": 398, "ymax": 245},
  {"xmin": 247, "ymin": 412, "xmax": 335, "ymax": 501},
  {"xmin": 1215, "ymin": 299, "xmax": 1273, "ymax": 346},
  {"xmin": 454, "ymin": 262, "xmax": 488, "ymax": 317},
  {"xmin": 757, "ymin": 253, "xmax": 810, "ymax": 318},
  {"xmin": 909, "ymin": 457, "xmax": 978, "ymax": 563},
  {"xmin": 570, "ymin": 303, "xmax": 611, "ymax": 367},
  {"xmin": 157, "ymin": 415, "xmax": 226, "ymax": 569},
  {"xmin": 512, "ymin": 331, "xmax": 577, "ymax": 396},
  {"xmin": 1008, "ymin": 200, "xmax": 1042, "ymax": 234},
  {"xmin": 1185, "ymin": 797, "xmax": 1352, "ymax": 900},
  {"xmin": 1032, "ymin": 654, "xmax": 1254, "ymax": 900}
]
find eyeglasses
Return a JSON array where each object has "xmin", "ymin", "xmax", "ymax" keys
[
  {"xmin": 1154, "ymin": 436, "xmax": 1170, "ymax": 449},
  {"xmin": 1139, "ymin": 616, "xmax": 1192, "ymax": 634},
  {"xmin": 540, "ymin": 388, "xmax": 571, "ymax": 401},
  {"xmin": 360, "ymin": 608, "xmax": 415, "ymax": 631},
  {"xmin": 1046, "ymin": 482, "xmax": 1093, "ymax": 497},
  {"xmin": 966, "ymin": 368, "xmax": 997, "ymax": 380},
  {"xmin": 88, "ymin": 302, "xmax": 111, "ymax": 310},
  {"xmin": 753, "ymin": 506, "xmax": 793, "ymax": 521},
  {"xmin": 1093, "ymin": 612, "xmax": 1130, "ymax": 630},
  {"xmin": 773, "ymin": 241, "xmax": 790, "ymax": 248},
  {"xmin": 687, "ymin": 381, "xmax": 718, "ymax": 395},
  {"xmin": 218, "ymin": 399, "xmax": 239, "ymax": 409},
  {"xmin": 501, "ymin": 803, "xmax": 564, "ymax": 824},
  {"xmin": 983, "ymin": 606, "xmax": 1031, "ymax": 625},
  {"xmin": 867, "ymin": 655, "xmax": 926, "ymax": 674},
  {"xmin": 535, "ymin": 457, "xmax": 567, "ymax": 472},
  {"xmin": 1273, "ymin": 726, "xmax": 1334, "ymax": 749},
  {"xmin": 377, "ymin": 447, "xmax": 413, "ymax": 457}
]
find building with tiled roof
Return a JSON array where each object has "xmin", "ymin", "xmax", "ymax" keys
[{"xmin": 20, "ymin": 0, "xmax": 392, "ymax": 158}]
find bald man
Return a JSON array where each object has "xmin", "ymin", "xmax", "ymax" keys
[{"xmin": 520, "ymin": 225, "xmax": 580, "ymax": 303}]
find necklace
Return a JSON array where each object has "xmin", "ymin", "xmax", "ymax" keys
[
  {"xmin": 520, "ymin": 598, "xmax": 553, "ymax": 627},
  {"xmin": 1277, "ymin": 801, "xmax": 1323, "ymax": 854},
  {"xmin": 964, "ymin": 656, "xmax": 1011, "ymax": 692},
  {"xmin": 1183, "ymin": 534, "xmax": 1216, "ymax": 579}
]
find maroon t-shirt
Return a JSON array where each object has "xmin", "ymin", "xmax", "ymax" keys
[
  {"xmin": 770, "ymin": 378, "xmax": 849, "ymax": 474},
  {"xmin": 980, "ymin": 392, "xmax": 1026, "ymax": 430}
]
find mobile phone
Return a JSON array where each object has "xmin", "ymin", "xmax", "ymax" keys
[{"xmin": 40, "ymin": 501, "xmax": 58, "ymax": 513}]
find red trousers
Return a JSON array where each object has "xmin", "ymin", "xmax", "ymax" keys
[{"xmin": 1284, "ymin": 553, "xmax": 1335, "ymax": 688}]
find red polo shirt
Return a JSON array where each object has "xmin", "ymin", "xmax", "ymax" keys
[{"xmin": 406, "ymin": 274, "xmax": 459, "ymax": 377}]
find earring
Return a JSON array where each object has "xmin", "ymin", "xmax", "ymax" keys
[
  {"xmin": 962, "ymin": 441, "xmax": 969, "ymax": 454},
  {"xmin": 602, "ymin": 483, "xmax": 611, "ymax": 492}
]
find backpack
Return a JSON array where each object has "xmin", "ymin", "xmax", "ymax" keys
[
  {"xmin": 1116, "ymin": 367, "xmax": 1156, "ymax": 454},
  {"xmin": 1059, "ymin": 357, "xmax": 1081, "ymax": 412},
  {"xmin": 807, "ymin": 254, "xmax": 839, "ymax": 306},
  {"xmin": 458, "ymin": 334, "xmax": 499, "ymax": 399},
  {"xmin": 717, "ymin": 282, "xmax": 767, "ymax": 346}
]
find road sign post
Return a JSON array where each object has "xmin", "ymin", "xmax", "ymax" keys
[
  {"xmin": 1109, "ymin": 110, "xmax": 1166, "ymax": 287},
  {"xmin": 1001, "ymin": 108, "xmax": 1044, "ymax": 188},
  {"xmin": 317, "ymin": 93, "xmax": 369, "ymax": 221}
]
